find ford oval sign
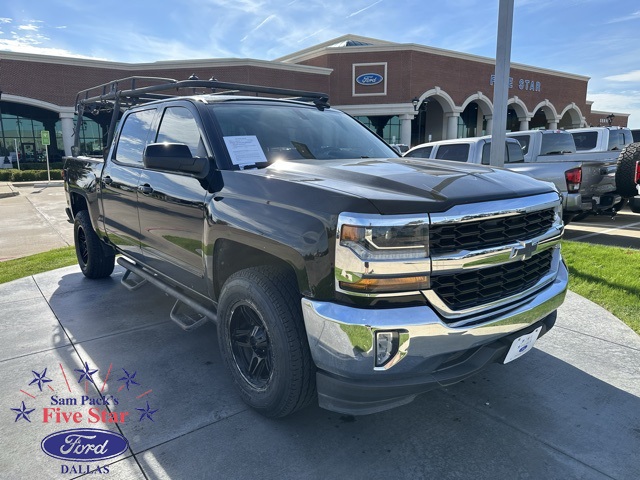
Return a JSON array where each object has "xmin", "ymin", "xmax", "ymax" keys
[
  {"xmin": 356, "ymin": 73, "xmax": 383, "ymax": 86},
  {"xmin": 41, "ymin": 428, "xmax": 129, "ymax": 462}
]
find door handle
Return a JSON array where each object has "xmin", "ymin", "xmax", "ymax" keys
[
  {"xmin": 103, "ymin": 176, "xmax": 113, "ymax": 185},
  {"xmin": 139, "ymin": 184, "xmax": 154, "ymax": 195}
]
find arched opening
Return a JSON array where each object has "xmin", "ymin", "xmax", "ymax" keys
[
  {"xmin": 459, "ymin": 94, "xmax": 493, "ymax": 138},
  {"xmin": 529, "ymin": 109, "xmax": 548, "ymax": 129},
  {"xmin": 411, "ymin": 98, "xmax": 446, "ymax": 145},
  {"xmin": 506, "ymin": 107, "xmax": 520, "ymax": 131},
  {"xmin": 530, "ymin": 103, "xmax": 558, "ymax": 130},
  {"xmin": 559, "ymin": 105, "xmax": 583, "ymax": 129}
]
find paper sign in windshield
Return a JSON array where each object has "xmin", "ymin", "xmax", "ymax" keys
[{"xmin": 223, "ymin": 136, "xmax": 267, "ymax": 168}]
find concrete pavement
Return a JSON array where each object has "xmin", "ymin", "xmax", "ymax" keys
[
  {"xmin": 0, "ymin": 182, "xmax": 73, "ymax": 261},
  {"xmin": 0, "ymin": 265, "xmax": 639, "ymax": 479}
]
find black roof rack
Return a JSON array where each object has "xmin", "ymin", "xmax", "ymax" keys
[{"xmin": 73, "ymin": 76, "xmax": 330, "ymax": 153}]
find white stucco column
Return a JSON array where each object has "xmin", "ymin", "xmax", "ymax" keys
[
  {"xmin": 548, "ymin": 120, "xmax": 558, "ymax": 130},
  {"xmin": 485, "ymin": 115, "xmax": 493, "ymax": 135},
  {"xmin": 446, "ymin": 113, "xmax": 460, "ymax": 139},
  {"xmin": 59, "ymin": 111, "xmax": 75, "ymax": 156},
  {"xmin": 399, "ymin": 114, "xmax": 413, "ymax": 146},
  {"xmin": 519, "ymin": 118, "xmax": 530, "ymax": 131}
]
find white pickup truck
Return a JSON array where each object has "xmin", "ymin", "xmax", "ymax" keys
[
  {"xmin": 569, "ymin": 126, "xmax": 634, "ymax": 155},
  {"xmin": 506, "ymin": 130, "xmax": 621, "ymax": 217},
  {"xmin": 404, "ymin": 134, "xmax": 615, "ymax": 222}
]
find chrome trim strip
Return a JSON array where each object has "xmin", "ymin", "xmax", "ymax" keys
[
  {"xmin": 429, "ymin": 192, "xmax": 561, "ymax": 225},
  {"xmin": 431, "ymin": 227, "xmax": 562, "ymax": 273}
]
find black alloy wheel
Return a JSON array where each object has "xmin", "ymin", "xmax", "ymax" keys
[{"xmin": 229, "ymin": 303, "xmax": 273, "ymax": 389}]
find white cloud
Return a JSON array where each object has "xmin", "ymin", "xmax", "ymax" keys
[
  {"xmin": 605, "ymin": 70, "xmax": 640, "ymax": 82},
  {"xmin": 0, "ymin": 17, "xmax": 11, "ymax": 24},
  {"xmin": 606, "ymin": 10, "xmax": 640, "ymax": 24},
  {"xmin": 241, "ymin": 14, "xmax": 277, "ymax": 42},
  {"xmin": 346, "ymin": 0, "xmax": 383, "ymax": 19},
  {"xmin": 588, "ymin": 91, "xmax": 640, "ymax": 128},
  {"xmin": 0, "ymin": 37, "xmax": 102, "ymax": 59},
  {"xmin": 18, "ymin": 24, "xmax": 40, "ymax": 31}
]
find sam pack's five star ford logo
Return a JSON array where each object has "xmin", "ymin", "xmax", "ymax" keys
[{"xmin": 10, "ymin": 361, "xmax": 159, "ymax": 476}]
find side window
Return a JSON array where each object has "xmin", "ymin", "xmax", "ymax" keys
[
  {"xmin": 405, "ymin": 146, "xmax": 433, "ymax": 158},
  {"xmin": 511, "ymin": 135, "xmax": 530, "ymax": 155},
  {"xmin": 572, "ymin": 132, "xmax": 597, "ymax": 150},
  {"xmin": 481, "ymin": 143, "xmax": 491, "ymax": 164},
  {"xmin": 607, "ymin": 130, "xmax": 624, "ymax": 151},
  {"xmin": 155, "ymin": 106, "xmax": 206, "ymax": 157},
  {"xmin": 506, "ymin": 142, "xmax": 524, "ymax": 163},
  {"xmin": 114, "ymin": 109, "xmax": 156, "ymax": 166},
  {"xmin": 435, "ymin": 144, "xmax": 470, "ymax": 162}
]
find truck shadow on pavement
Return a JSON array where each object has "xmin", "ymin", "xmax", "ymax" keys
[{"xmin": 5, "ymin": 266, "xmax": 638, "ymax": 480}]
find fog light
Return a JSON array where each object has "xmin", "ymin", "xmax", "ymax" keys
[{"xmin": 375, "ymin": 331, "xmax": 398, "ymax": 367}]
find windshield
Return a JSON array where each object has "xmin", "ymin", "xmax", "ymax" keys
[
  {"xmin": 210, "ymin": 102, "xmax": 398, "ymax": 168},
  {"xmin": 540, "ymin": 133, "xmax": 576, "ymax": 155}
]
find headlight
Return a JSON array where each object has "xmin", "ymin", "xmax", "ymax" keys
[{"xmin": 335, "ymin": 213, "xmax": 430, "ymax": 296}]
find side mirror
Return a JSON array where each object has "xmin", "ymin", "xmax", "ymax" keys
[{"xmin": 143, "ymin": 143, "xmax": 209, "ymax": 177}]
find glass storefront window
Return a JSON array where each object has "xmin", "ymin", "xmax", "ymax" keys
[{"xmin": 354, "ymin": 115, "xmax": 401, "ymax": 144}]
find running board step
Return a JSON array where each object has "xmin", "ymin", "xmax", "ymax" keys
[
  {"xmin": 170, "ymin": 300, "xmax": 210, "ymax": 331},
  {"xmin": 117, "ymin": 257, "xmax": 218, "ymax": 331},
  {"xmin": 121, "ymin": 269, "xmax": 148, "ymax": 291}
]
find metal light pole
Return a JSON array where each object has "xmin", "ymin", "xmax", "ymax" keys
[{"xmin": 490, "ymin": 0, "xmax": 514, "ymax": 167}]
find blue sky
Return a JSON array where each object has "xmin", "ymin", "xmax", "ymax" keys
[{"xmin": 1, "ymin": 0, "xmax": 639, "ymax": 127}]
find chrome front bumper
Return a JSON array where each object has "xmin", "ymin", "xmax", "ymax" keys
[{"xmin": 301, "ymin": 255, "xmax": 568, "ymax": 413}]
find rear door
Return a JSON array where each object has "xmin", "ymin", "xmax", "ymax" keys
[
  {"xmin": 101, "ymin": 107, "xmax": 157, "ymax": 260},
  {"xmin": 136, "ymin": 102, "xmax": 210, "ymax": 294}
]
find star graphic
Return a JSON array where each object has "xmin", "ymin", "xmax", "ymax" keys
[
  {"xmin": 117, "ymin": 368, "xmax": 140, "ymax": 391},
  {"xmin": 136, "ymin": 401, "xmax": 158, "ymax": 422},
  {"xmin": 29, "ymin": 368, "xmax": 52, "ymax": 392},
  {"xmin": 74, "ymin": 362, "xmax": 98, "ymax": 384},
  {"xmin": 11, "ymin": 401, "xmax": 36, "ymax": 423}
]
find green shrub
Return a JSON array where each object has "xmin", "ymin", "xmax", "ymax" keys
[
  {"xmin": 0, "ymin": 169, "xmax": 62, "ymax": 181},
  {"xmin": 18, "ymin": 162, "xmax": 64, "ymax": 170}
]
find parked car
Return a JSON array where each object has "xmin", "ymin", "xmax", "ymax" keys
[
  {"xmin": 506, "ymin": 130, "xmax": 621, "ymax": 218},
  {"xmin": 405, "ymin": 134, "xmax": 611, "ymax": 223},
  {"xmin": 569, "ymin": 126, "xmax": 633, "ymax": 154},
  {"xmin": 64, "ymin": 76, "xmax": 567, "ymax": 417}
]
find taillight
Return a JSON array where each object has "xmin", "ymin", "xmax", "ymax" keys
[
  {"xmin": 635, "ymin": 161, "xmax": 640, "ymax": 185},
  {"xmin": 565, "ymin": 167, "xmax": 582, "ymax": 193}
]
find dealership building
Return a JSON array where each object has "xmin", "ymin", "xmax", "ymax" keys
[{"xmin": 0, "ymin": 34, "xmax": 629, "ymax": 161}]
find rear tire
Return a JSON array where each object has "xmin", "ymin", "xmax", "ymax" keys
[
  {"xmin": 74, "ymin": 210, "xmax": 115, "ymax": 279},
  {"xmin": 217, "ymin": 266, "xmax": 316, "ymax": 418},
  {"xmin": 630, "ymin": 197, "xmax": 640, "ymax": 214},
  {"xmin": 615, "ymin": 143, "xmax": 640, "ymax": 198}
]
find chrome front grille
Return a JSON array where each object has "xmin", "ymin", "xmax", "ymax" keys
[
  {"xmin": 429, "ymin": 208, "xmax": 555, "ymax": 255},
  {"xmin": 430, "ymin": 249, "xmax": 554, "ymax": 312}
]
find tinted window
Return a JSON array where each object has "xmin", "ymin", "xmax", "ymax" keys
[
  {"xmin": 540, "ymin": 133, "xmax": 575, "ymax": 155},
  {"xmin": 156, "ymin": 107, "xmax": 206, "ymax": 157},
  {"xmin": 480, "ymin": 142, "xmax": 524, "ymax": 165},
  {"xmin": 115, "ymin": 109, "xmax": 156, "ymax": 165},
  {"xmin": 211, "ymin": 103, "xmax": 397, "ymax": 166},
  {"xmin": 435, "ymin": 144, "xmax": 470, "ymax": 162},
  {"xmin": 506, "ymin": 141, "xmax": 524, "ymax": 163},
  {"xmin": 571, "ymin": 132, "xmax": 597, "ymax": 150},
  {"xmin": 511, "ymin": 135, "xmax": 530, "ymax": 155},
  {"xmin": 632, "ymin": 130, "xmax": 640, "ymax": 143},
  {"xmin": 608, "ymin": 130, "xmax": 625, "ymax": 151},
  {"xmin": 405, "ymin": 146, "xmax": 433, "ymax": 158}
]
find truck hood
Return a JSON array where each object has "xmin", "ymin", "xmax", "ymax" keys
[{"xmin": 263, "ymin": 157, "xmax": 557, "ymax": 214}]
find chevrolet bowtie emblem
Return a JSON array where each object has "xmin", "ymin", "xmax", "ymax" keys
[{"xmin": 510, "ymin": 240, "xmax": 538, "ymax": 261}]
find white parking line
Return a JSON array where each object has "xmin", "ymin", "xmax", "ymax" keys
[{"xmin": 568, "ymin": 220, "xmax": 640, "ymax": 242}]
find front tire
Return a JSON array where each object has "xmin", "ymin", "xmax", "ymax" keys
[
  {"xmin": 217, "ymin": 266, "xmax": 316, "ymax": 418},
  {"xmin": 74, "ymin": 210, "xmax": 115, "ymax": 279}
]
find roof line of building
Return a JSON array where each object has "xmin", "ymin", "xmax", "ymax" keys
[
  {"xmin": 0, "ymin": 51, "xmax": 333, "ymax": 75},
  {"xmin": 276, "ymin": 34, "xmax": 590, "ymax": 82}
]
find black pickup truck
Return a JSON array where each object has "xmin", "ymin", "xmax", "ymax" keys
[{"xmin": 64, "ymin": 77, "xmax": 568, "ymax": 417}]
